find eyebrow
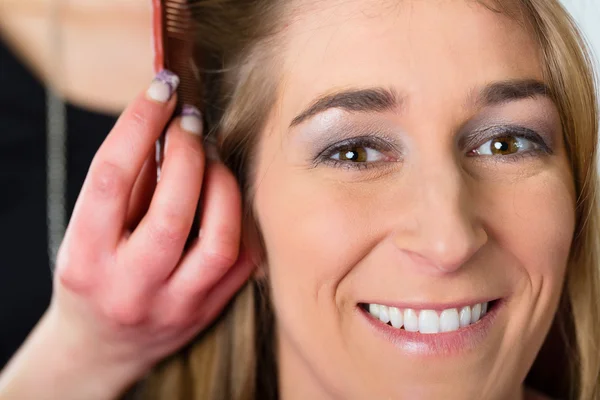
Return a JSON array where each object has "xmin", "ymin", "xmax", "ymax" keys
[
  {"xmin": 289, "ymin": 87, "xmax": 401, "ymax": 127},
  {"xmin": 475, "ymin": 79, "xmax": 551, "ymax": 106},
  {"xmin": 289, "ymin": 79, "xmax": 551, "ymax": 128}
]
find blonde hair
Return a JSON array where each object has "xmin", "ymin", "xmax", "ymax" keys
[{"xmin": 135, "ymin": 0, "xmax": 600, "ymax": 399}]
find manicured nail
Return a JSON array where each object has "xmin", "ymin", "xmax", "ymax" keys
[
  {"xmin": 180, "ymin": 105, "xmax": 203, "ymax": 135},
  {"xmin": 146, "ymin": 69, "xmax": 180, "ymax": 103}
]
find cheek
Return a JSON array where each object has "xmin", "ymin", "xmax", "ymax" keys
[
  {"xmin": 255, "ymin": 171, "xmax": 368, "ymax": 314},
  {"xmin": 476, "ymin": 165, "xmax": 575, "ymax": 381},
  {"xmin": 482, "ymin": 168, "xmax": 575, "ymax": 293},
  {"xmin": 253, "ymin": 165, "xmax": 379, "ymax": 391}
]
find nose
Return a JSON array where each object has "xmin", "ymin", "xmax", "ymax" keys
[{"xmin": 392, "ymin": 158, "xmax": 487, "ymax": 274}]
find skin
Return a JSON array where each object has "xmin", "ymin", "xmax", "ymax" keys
[
  {"xmin": 251, "ymin": 1, "xmax": 576, "ymax": 399},
  {"xmin": 0, "ymin": 0, "xmax": 153, "ymax": 113}
]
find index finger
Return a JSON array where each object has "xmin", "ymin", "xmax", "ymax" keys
[{"xmin": 69, "ymin": 70, "xmax": 179, "ymax": 250}]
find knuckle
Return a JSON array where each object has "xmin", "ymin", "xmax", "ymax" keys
[
  {"xmin": 56, "ymin": 264, "xmax": 94, "ymax": 294},
  {"xmin": 202, "ymin": 247, "xmax": 237, "ymax": 271},
  {"xmin": 89, "ymin": 160, "xmax": 128, "ymax": 199},
  {"xmin": 128, "ymin": 104, "xmax": 151, "ymax": 133},
  {"xmin": 161, "ymin": 308, "xmax": 194, "ymax": 330},
  {"xmin": 101, "ymin": 297, "xmax": 148, "ymax": 327},
  {"xmin": 170, "ymin": 135, "xmax": 205, "ymax": 169},
  {"xmin": 148, "ymin": 212, "xmax": 189, "ymax": 248},
  {"xmin": 55, "ymin": 244, "xmax": 95, "ymax": 294}
]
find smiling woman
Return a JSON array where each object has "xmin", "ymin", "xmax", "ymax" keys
[
  {"xmin": 134, "ymin": 0, "xmax": 600, "ymax": 399},
  {"xmin": 130, "ymin": 0, "xmax": 600, "ymax": 399},
  {"xmin": 1, "ymin": 0, "xmax": 597, "ymax": 399}
]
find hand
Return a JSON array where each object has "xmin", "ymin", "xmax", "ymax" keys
[{"xmin": 0, "ymin": 70, "xmax": 254, "ymax": 400}]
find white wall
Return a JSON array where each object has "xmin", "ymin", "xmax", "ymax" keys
[{"xmin": 560, "ymin": 0, "xmax": 600, "ymax": 84}]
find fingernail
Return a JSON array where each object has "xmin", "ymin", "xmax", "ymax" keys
[
  {"xmin": 180, "ymin": 105, "xmax": 203, "ymax": 136},
  {"xmin": 146, "ymin": 69, "xmax": 180, "ymax": 103}
]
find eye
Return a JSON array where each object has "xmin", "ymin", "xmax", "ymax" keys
[
  {"xmin": 471, "ymin": 136, "xmax": 539, "ymax": 156},
  {"xmin": 330, "ymin": 146, "xmax": 387, "ymax": 163},
  {"xmin": 314, "ymin": 135, "xmax": 401, "ymax": 171}
]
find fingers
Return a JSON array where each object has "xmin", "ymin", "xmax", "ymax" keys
[
  {"xmin": 67, "ymin": 70, "xmax": 180, "ymax": 251},
  {"xmin": 126, "ymin": 151, "xmax": 157, "ymax": 229},
  {"xmin": 158, "ymin": 247, "xmax": 255, "ymax": 328},
  {"xmin": 200, "ymin": 248, "xmax": 255, "ymax": 323},
  {"xmin": 124, "ymin": 106, "xmax": 205, "ymax": 285},
  {"xmin": 167, "ymin": 160, "xmax": 243, "ymax": 295}
]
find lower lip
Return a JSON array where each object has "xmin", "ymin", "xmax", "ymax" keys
[{"xmin": 357, "ymin": 301, "xmax": 503, "ymax": 357}]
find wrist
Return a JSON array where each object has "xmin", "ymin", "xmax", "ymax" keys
[{"xmin": 0, "ymin": 310, "xmax": 144, "ymax": 400}]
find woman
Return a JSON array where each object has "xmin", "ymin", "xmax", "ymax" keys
[{"xmin": 1, "ymin": 0, "xmax": 599, "ymax": 399}]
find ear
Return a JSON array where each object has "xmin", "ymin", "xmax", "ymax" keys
[{"xmin": 241, "ymin": 210, "xmax": 267, "ymax": 279}]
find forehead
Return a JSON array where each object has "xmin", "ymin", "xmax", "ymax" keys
[{"xmin": 278, "ymin": 0, "xmax": 542, "ymax": 119}]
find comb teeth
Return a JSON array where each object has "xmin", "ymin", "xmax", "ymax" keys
[
  {"xmin": 162, "ymin": 0, "xmax": 202, "ymax": 109},
  {"xmin": 164, "ymin": 0, "xmax": 198, "ymax": 36}
]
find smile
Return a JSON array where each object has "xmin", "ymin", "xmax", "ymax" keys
[
  {"xmin": 357, "ymin": 299, "xmax": 503, "ymax": 355},
  {"xmin": 363, "ymin": 301, "xmax": 490, "ymax": 334}
]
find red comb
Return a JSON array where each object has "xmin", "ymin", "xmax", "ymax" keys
[{"xmin": 151, "ymin": 0, "xmax": 201, "ymax": 109}]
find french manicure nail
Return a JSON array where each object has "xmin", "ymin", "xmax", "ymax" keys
[
  {"xmin": 146, "ymin": 69, "xmax": 180, "ymax": 103},
  {"xmin": 180, "ymin": 105, "xmax": 203, "ymax": 136}
]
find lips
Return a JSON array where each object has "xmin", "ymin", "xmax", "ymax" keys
[{"xmin": 357, "ymin": 299, "xmax": 502, "ymax": 356}]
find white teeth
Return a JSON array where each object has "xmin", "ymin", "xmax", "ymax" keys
[
  {"xmin": 459, "ymin": 306, "xmax": 472, "ymax": 328},
  {"xmin": 369, "ymin": 303, "xmax": 380, "ymax": 319},
  {"xmin": 403, "ymin": 309, "xmax": 419, "ymax": 332},
  {"xmin": 439, "ymin": 308, "xmax": 460, "ymax": 332},
  {"xmin": 471, "ymin": 303, "xmax": 482, "ymax": 324},
  {"xmin": 418, "ymin": 310, "xmax": 440, "ymax": 334},
  {"xmin": 379, "ymin": 305, "xmax": 391, "ymax": 324},
  {"xmin": 366, "ymin": 302, "xmax": 490, "ymax": 333},
  {"xmin": 389, "ymin": 307, "xmax": 403, "ymax": 329}
]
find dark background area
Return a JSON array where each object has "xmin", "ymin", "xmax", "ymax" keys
[{"xmin": 0, "ymin": 40, "xmax": 117, "ymax": 368}]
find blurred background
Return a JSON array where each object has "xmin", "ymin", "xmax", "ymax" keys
[
  {"xmin": 561, "ymin": 0, "xmax": 600, "ymax": 83},
  {"xmin": 0, "ymin": 0, "xmax": 599, "ymax": 372}
]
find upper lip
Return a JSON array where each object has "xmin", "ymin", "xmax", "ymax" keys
[{"xmin": 359, "ymin": 298, "xmax": 499, "ymax": 311}]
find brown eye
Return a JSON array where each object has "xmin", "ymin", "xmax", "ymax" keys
[
  {"xmin": 337, "ymin": 147, "xmax": 368, "ymax": 162},
  {"xmin": 326, "ymin": 139, "xmax": 392, "ymax": 166},
  {"xmin": 489, "ymin": 137, "xmax": 519, "ymax": 155},
  {"xmin": 471, "ymin": 136, "xmax": 537, "ymax": 157}
]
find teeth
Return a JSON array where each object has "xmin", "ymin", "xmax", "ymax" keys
[
  {"xmin": 439, "ymin": 309, "xmax": 460, "ymax": 332},
  {"xmin": 369, "ymin": 303, "xmax": 380, "ymax": 319},
  {"xmin": 418, "ymin": 310, "xmax": 440, "ymax": 334},
  {"xmin": 389, "ymin": 307, "xmax": 403, "ymax": 329},
  {"xmin": 459, "ymin": 306, "xmax": 471, "ymax": 328},
  {"xmin": 403, "ymin": 309, "xmax": 419, "ymax": 332},
  {"xmin": 367, "ymin": 302, "xmax": 489, "ymax": 333},
  {"xmin": 379, "ymin": 305, "xmax": 391, "ymax": 324},
  {"xmin": 471, "ymin": 303, "xmax": 482, "ymax": 324}
]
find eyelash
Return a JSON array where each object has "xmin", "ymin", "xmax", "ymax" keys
[{"xmin": 313, "ymin": 127, "xmax": 551, "ymax": 171}]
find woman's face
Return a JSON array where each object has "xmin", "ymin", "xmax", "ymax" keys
[{"xmin": 252, "ymin": 0, "xmax": 575, "ymax": 398}]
